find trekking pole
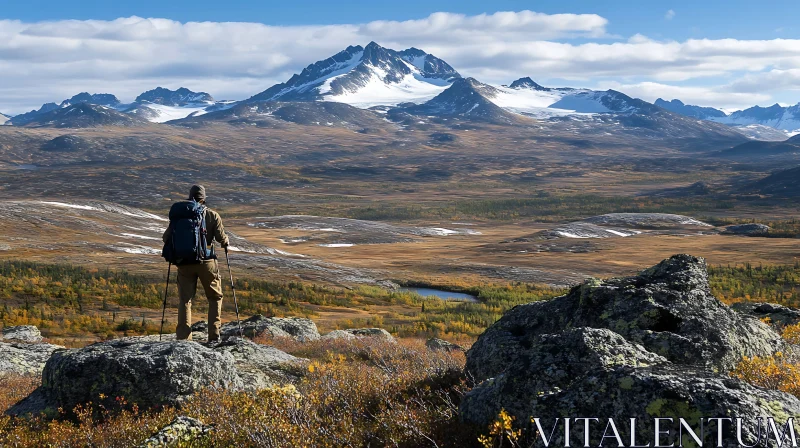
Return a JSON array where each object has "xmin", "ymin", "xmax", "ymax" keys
[
  {"xmin": 159, "ymin": 263, "xmax": 171, "ymax": 341},
  {"xmin": 224, "ymin": 249, "xmax": 244, "ymax": 338}
]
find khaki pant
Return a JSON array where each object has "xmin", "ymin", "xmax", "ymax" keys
[{"xmin": 176, "ymin": 259, "xmax": 223, "ymax": 341}]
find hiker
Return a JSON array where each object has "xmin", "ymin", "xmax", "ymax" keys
[{"xmin": 162, "ymin": 185, "xmax": 229, "ymax": 342}]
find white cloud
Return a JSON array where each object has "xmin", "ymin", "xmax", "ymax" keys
[
  {"xmin": 1, "ymin": 12, "xmax": 800, "ymax": 113},
  {"xmin": 665, "ymin": 10, "xmax": 676, "ymax": 20}
]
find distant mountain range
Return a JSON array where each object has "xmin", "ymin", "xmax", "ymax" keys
[
  {"xmin": 2, "ymin": 41, "xmax": 789, "ymax": 147},
  {"xmin": 0, "ymin": 112, "xmax": 10, "ymax": 125},
  {"xmin": 656, "ymin": 98, "xmax": 800, "ymax": 139}
]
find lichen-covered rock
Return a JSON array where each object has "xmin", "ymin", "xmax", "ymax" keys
[
  {"xmin": 426, "ymin": 338, "xmax": 465, "ymax": 352},
  {"xmin": 466, "ymin": 254, "xmax": 784, "ymax": 381},
  {"xmin": 732, "ymin": 302, "xmax": 800, "ymax": 327},
  {"xmin": 138, "ymin": 416, "xmax": 212, "ymax": 447},
  {"xmin": 214, "ymin": 338, "xmax": 306, "ymax": 389},
  {"xmin": 343, "ymin": 328, "xmax": 395, "ymax": 342},
  {"xmin": 2, "ymin": 325, "xmax": 43, "ymax": 343},
  {"xmin": 221, "ymin": 315, "xmax": 320, "ymax": 341},
  {"xmin": 0, "ymin": 341, "xmax": 64, "ymax": 376},
  {"xmin": 462, "ymin": 255, "xmax": 800, "ymax": 442},
  {"xmin": 460, "ymin": 328, "xmax": 800, "ymax": 445},
  {"xmin": 321, "ymin": 330, "xmax": 357, "ymax": 341},
  {"xmin": 6, "ymin": 338, "xmax": 302, "ymax": 417},
  {"xmin": 722, "ymin": 223, "xmax": 770, "ymax": 236}
]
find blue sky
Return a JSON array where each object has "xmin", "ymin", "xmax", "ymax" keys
[
  {"xmin": 2, "ymin": 1, "xmax": 800, "ymax": 114},
  {"xmin": 5, "ymin": 0, "xmax": 798, "ymax": 40}
]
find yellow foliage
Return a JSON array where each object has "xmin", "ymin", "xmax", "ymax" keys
[{"xmin": 731, "ymin": 353, "xmax": 800, "ymax": 397}]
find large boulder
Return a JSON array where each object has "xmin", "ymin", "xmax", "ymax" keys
[
  {"xmin": 722, "ymin": 223, "xmax": 770, "ymax": 236},
  {"xmin": 221, "ymin": 315, "xmax": 320, "ymax": 341},
  {"xmin": 461, "ymin": 255, "xmax": 798, "ymax": 442},
  {"xmin": 461, "ymin": 327, "xmax": 800, "ymax": 445},
  {"xmin": 7, "ymin": 338, "xmax": 303, "ymax": 417},
  {"xmin": 2, "ymin": 325, "xmax": 43, "ymax": 343},
  {"xmin": 0, "ymin": 341, "xmax": 64, "ymax": 376},
  {"xmin": 138, "ymin": 416, "xmax": 213, "ymax": 447},
  {"xmin": 466, "ymin": 254, "xmax": 784, "ymax": 381},
  {"xmin": 731, "ymin": 302, "xmax": 800, "ymax": 327}
]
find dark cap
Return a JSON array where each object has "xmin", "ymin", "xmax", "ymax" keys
[{"xmin": 189, "ymin": 185, "xmax": 206, "ymax": 202}]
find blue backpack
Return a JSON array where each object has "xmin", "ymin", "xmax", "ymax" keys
[{"xmin": 162, "ymin": 200, "xmax": 212, "ymax": 265}]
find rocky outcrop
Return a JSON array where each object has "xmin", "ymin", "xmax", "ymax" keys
[
  {"xmin": 426, "ymin": 338, "xmax": 465, "ymax": 352},
  {"xmin": 0, "ymin": 341, "xmax": 64, "ymax": 376},
  {"xmin": 461, "ymin": 255, "xmax": 797, "ymax": 444},
  {"xmin": 321, "ymin": 330, "xmax": 357, "ymax": 341},
  {"xmin": 221, "ymin": 315, "xmax": 320, "ymax": 341},
  {"xmin": 2, "ymin": 325, "xmax": 43, "ymax": 343},
  {"xmin": 461, "ymin": 327, "xmax": 800, "ymax": 445},
  {"xmin": 732, "ymin": 302, "xmax": 800, "ymax": 327},
  {"xmin": 466, "ymin": 254, "xmax": 784, "ymax": 381},
  {"xmin": 7, "ymin": 338, "xmax": 303, "ymax": 417},
  {"xmin": 138, "ymin": 416, "xmax": 213, "ymax": 447},
  {"xmin": 722, "ymin": 223, "xmax": 770, "ymax": 236}
]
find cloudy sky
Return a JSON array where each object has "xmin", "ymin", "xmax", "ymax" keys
[{"xmin": 2, "ymin": 0, "xmax": 800, "ymax": 115}]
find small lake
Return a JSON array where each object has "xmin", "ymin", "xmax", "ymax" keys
[
  {"xmin": 400, "ymin": 287, "xmax": 478, "ymax": 302},
  {"xmin": 14, "ymin": 164, "xmax": 39, "ymax": 170}
]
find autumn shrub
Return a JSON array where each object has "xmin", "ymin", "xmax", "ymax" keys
[{"xmin": 0, "ymin": 338, "xmax": 480, "ymax": 447}]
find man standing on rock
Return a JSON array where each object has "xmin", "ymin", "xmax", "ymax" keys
[{"xmin": 162, "ymin": 185, "xmax": 230, "ymax": 342}]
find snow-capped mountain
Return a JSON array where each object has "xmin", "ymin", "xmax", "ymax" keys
[
  {"xmin": 398, "ymin": 77, "xmax": 519, "ymax": 124},
  {"xmin": 247, "ymin": 42, "xmax": 461, "ymax": 107},
  {"xmin": 124, "ymin": 87, "xmax": 222, "ymax": 123},
  {"xmin": 712, "ymin": 103, "xmax": 800, "ymax": 133},
  {"xmin": 656, "ymin": 98, "xmax": 800, "ymax": 138},
  {"xmin": 10, "ymin": 93, "xmax": 119, "ymax": 126},
  {"xmin": 0, "ymin": 112, "xmax": 10, "ymax": 125},
  {"xmin": 60, "ymin": 93, "xmax": 121, "ymax": 108},
  {"xmin": 135, "ymin": 87, "xmax": 214, "ymax": 106},
  {"xmin": 10, "ymin": 88, "xmax": 230, "ymax": 125},
  {"xmin": 17, "ymin": 103, "xmax": 148, "ymax": 128},
  {"xmin": 654, "ymin": 99, "xmax": 726, "ymax": 120}
]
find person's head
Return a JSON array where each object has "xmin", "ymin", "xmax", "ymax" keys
[{"xmin": 189, "ymin": 185, "xmax": 206, "ymax": 204}]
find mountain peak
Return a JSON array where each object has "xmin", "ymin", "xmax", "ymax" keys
[
  {"xmin": 508, "ymin": 77, "xmax": 548, "ymax": 91},
  {"xmin": 248, "ymin": 42, "xmax": 460, "ymax": 105},
  {"xmin": 135, "ymin": 87, "xmax": 214, "ymax": 106}
]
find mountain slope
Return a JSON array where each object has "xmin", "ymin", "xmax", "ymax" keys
[
  {"xmin": 170, "ymin": 101, "xmax": 386, "ymax": 130},
  {"xmin": 0, "ymin": 113, "xmax": 10, "ymax": 126},
  {"xmin": 247, "ymin": 42, "xmax": 460, "ymax": 107},
  {"xmin": 716, "ymin": 134, "xmax": 800, "ymax": 159},
  {"xmin": 655, "ymin": 99, "xmax": 727, "ymax": 119},
  {"xmin": 18, "ymin": 103, "xmax": 149, "ymax": 128},
  {"xmin": 742, "ymin": 165, "xmax": 800, "ymax": 196},
  {"xmin": 396, "ymin": 78, "xmax": 522, "ymax": 124}
]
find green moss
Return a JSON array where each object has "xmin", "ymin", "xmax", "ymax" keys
[
  {"xmin": 619, "ymin": 377, "xmax": 634, "ymax": 390},
  {"xmin": 646, "ymin": 398, "xmax": 702, "ymax": 423}
]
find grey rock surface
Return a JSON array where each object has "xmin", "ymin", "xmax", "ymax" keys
[
  {"xmin": 722, "ymin": 224, "xmax": 770, "ymax": 236},
  {"xmin": 732, "ymin": 302, "xmax": 800, "ymax": 327},
  {"xmin": 321, "ymin": 330, "xmax": 357, "ymax": 341},
  {"xmin": 6, "ymin": 337, "xmax": 302, "ymax": 417},
  {"xmin": 466, "ymin": 254, "xmax": 784, "ymax": 381},
  {"xmin": 343, "ymin": 328, "xmax": 395, "ymax": 342},
  {"xmin": 138, "ymin": 416, "xmax": 213, "ymax": 447},
  {"xmin": 0, "ymin": 341, "xmax": 64, "ymax": 376},
  {"xmin": 461, "ymin": 255, "xmax": 798, "ymax": 442},
  {"xmin": 461, "ymin": 327, "xmax": 800, "ymax": 446},
  {"xmin": 722, "ymin": 223, "xmax": 770, "ymax": 236},
  {"xmin": 426, "ymin": 338, "xmax": 465, "ymax": 352},
  {"xmin": 2, "ymin": 325, "xmax": 43, "ymax": 343},
  {"xmin": 221, "ymin": 315, "xmax": 320, "ymax": 341}
]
